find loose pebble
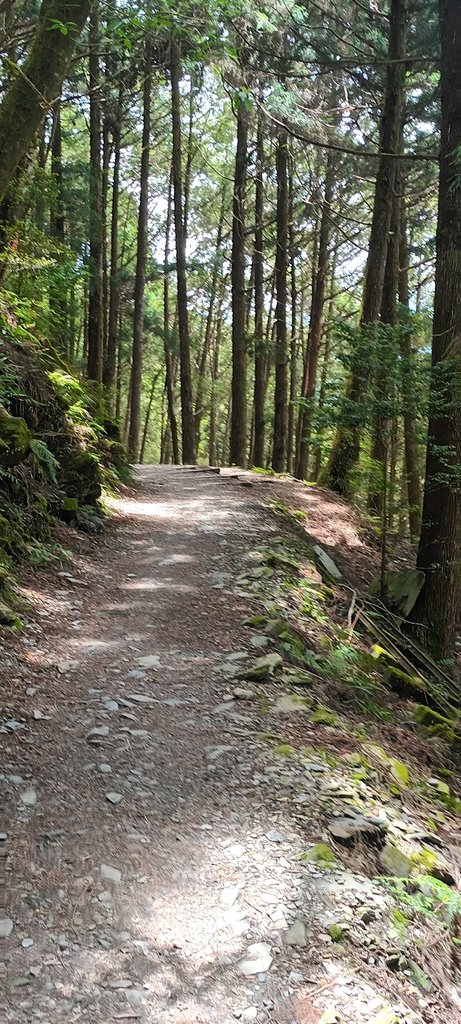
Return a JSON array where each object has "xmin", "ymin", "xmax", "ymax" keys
[
  {"xmin": 20, "ymin": 788, "xmax": 37, "ymax": 807},
  {"xmin": 0, "ymin": 918, "xmax": 14, "ymax": 938}
]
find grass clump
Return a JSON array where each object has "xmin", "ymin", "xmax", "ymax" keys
[
  {"xmin": 311, "ymin": 704, "xmax": 338, "ymax": 726},
  {"xmin": 274, "ymin": 743, "xmax": 296, "ymax": 758},
  {"xmin": 301, "ymin": 843, "xmax": 338, "ymax": 868}
]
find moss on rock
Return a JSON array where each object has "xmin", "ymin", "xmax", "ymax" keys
[
  {"xmin": 301, "ymin": 843, "xmax": 338, "ymax": 868},
  {"xmin": 59, "ymin": 448, "xmax": 102, "ymax": 505},
  {"xmin": 413, "ymin": 705, "xmax": 456, "ymax": 743},
  {"xmin": 0, "ymin": 408, "xmax": 31, "ymax": 467},
  {"xmin": 311, "ymin": 704, "xmax": 338, "ymax": 726},
  {"xmin": 379, "ymin": 843, "xmax": 413, "ymax": 878},
  {"xmin": 0, "ymin": 600, "xmax": 21, "ymax": 628}
]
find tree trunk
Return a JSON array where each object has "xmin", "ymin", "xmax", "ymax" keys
[
  {"xmin": 367, "ymin": 168, "xmax": 401, "ymax": 516},
  {"xmin": 312, "ymin": 250, "xmax": 337, "ymax": 480},
  {"xmin": 194, "ymin": 187, "xmax": 226, "ymax": 451},
  {"xmin": 140, "ymin": 369, "xmax": 162, "ymax": 463},
  {"xmin": 412, "ymin": 0, "xmax": 461, "ymax": 660},
  {"xmin": 123, "ymin": 366, "xmax": 131, "ymax": 444},
  {"xmin": 163, "ymin": 168, "xmax": 180, "ymax": 465},
  {"xmin": 209, "ymin": 343, "xmax": 218, "ymax": 466},
  {"xmin": 104, "ymin": 85, "xmax": 123, "ymax": 399},
  {"xmin": 171, "ymin": 44, "xmax": 196, "ymax": 464},
  {"xmin": 0, "ymin": 0, "xmax": 91, "ymax": 204},
  {"xmin": 49, "ymin": 98, "xmax": 68, "ymax": 355},
  {"xmin": 272, "ymin": 128, "xmax": 289, "ymax": 472},
  {"xmin": 87, "ymin": 7, "xmax": 103, "ymax": 382},
  {"xmin": 387, "ymin": 415, "xmax": 399, "ymax": 534},
  {"xmin": 229, "ymin": 99, "xmax": 248, "ymax": 466},
  {"xmin": 68, "ymin": 280, "xmax": 77, "ymax": 361},
  {"xmin": 295, "ymin": 153, "xmax": 335, "ymax": 480},
  {"xmin": 50, "ymin": 102, "xmax": 65, "ymax": 245},
  {"xmin": 222, "ymin": 392, "xmax": 232, "ymax": 466},
  {"xmin": 209, "ymin": 284, "xmax": 224, "ymax": 466},
  {"xmin": 312, "ymin": 337, "xmax": 332, "ymax": 481},
  {"xmin": 252, "ymin": 112, "xmax": 266, "ymax": 468},
  {"xmin": 82, "ymin": 277, "xmax": 89, "ymax": 363},
  {"xmin": 101, "ymin": 115, "xmax": 110, "ymax": 370},
  {"xmin": 128, "ymin": 38, "xmax": 152, "ymax": 462},
  {"xmin": 323, "ymin": 0, "xmax": 407, "ymax": 495},
  {"xmin": 287, "ymin": 160, "xmax": 297, "ymax": 473},
  {"xmin": 34, "ymin": 119, "xmax": 48, "ymax": 233},
  {"xmin": 183, "ymin": 71, "xmax": 198, "ymax": 238},
  {"xmin": 399, "ymin": 176, "xmax": 422, "ymax": 540},
  {"xmin": 170, "ymin": 39, "xmax": 196, "ymax": 464},
  {"xmin": 294, "ymin": 198, "xmax": 319, "ymax": 472},
  {"xmin": 115, "ymin": 309, "xmax": 123, "ymax": 424}
]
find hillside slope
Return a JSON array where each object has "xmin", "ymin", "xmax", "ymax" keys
[{"xmin": 0, "ymin": 330, "xmax": 129, "ymax": 621}]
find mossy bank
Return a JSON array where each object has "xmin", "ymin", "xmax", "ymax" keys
[{"xmin": 0, "ymin": 329, "xmax": 130, "ymax": 617}]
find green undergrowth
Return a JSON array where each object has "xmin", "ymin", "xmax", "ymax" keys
[
  {"xmin": 238, "ymin": 524, "xmax": 461, "ymax": 999},
  {"xmin": 240, "ymin": 527, "xmax": 461, "ymax": 811},
  {"xmin": 241, "ymin": 537, "xmax": 393, "ymax": 723},
  {"xmin": 385, "ymin": 875, "xmax": 461, "ymax": 931},
  {"xmin": 270, "ymin": 498, "xmax": 308, "ymax": 523},
  {"xmin": 0, "ymin": 321, "xmax": 130, "ymax": 622},
  {"xmin": 242, "ymin": 525, "xmax": 461, "ymax": 759}
]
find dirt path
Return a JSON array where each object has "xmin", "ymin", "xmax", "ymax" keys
[{"xmin": 1, "ymin": 467, "xmax": 443, "ymax": 1024}]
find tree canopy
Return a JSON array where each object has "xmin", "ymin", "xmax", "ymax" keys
[{"xmin": 1, "ymin": 0, "xmax": 460, "ymax": 660}]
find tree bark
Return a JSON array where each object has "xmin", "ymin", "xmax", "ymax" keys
[
  {"xmin": 104, "ymin": 86, "xmax": 123, "ymax": 399},
  {"xmin": 49, "ymin": 98, "xmax": 68, "ymax": 355},
  {"xmin": 163, "ymin": 168, "xmax": 180, "ymax": 465},
  {"xmin": 295, "ymin": 152, "xmax": 335, "ymax": 480},
  {"xmin": 399, "ymin": 175, "xmax": 422, "ymax": 540},
  {"xmin": 140, "ymin": 368, "xmax": 162, "ymax": 463},
  {"xmin": 183, "ymin": 71, "xmax": 198, "ymax": 238},
  {"xmin": 115, "ymin": 310, "xmax": 123, "ymax": 423},
  {"xmin": 0, "ymin": 0, "xmax": 91, "ymax": 204},
  {"xmin": 272, "ymin": 128, "xmax": 289, "ymax": 472},
  {"xmin": 194, "ymin": 187, "xmax": 226, "ymax": 451},
  {"xmin": 50, "ymin": 100, "xmax": 65, "ymax": 245},
  {"xmin": 101, "ymin": 115, "xmax": 110, "ymax": 369},
  {"xmin": 324, "ymin": 0, "xmax": 407, "ymax": 495},
  {"xmin": 412, "ymin": 0, "xmax": 461, "ymax": 660},
  {"xmin": 34, "ymin": 119, "xmax": 48, "ymax": 233},
  {"xmin": 367, "ymin": 170, "xmax": 401, "ymax": 516},
  {"xmin": 170, "ymin": 39, "xmax": 196, "ymax": 464},
  {"xmin": 68, "ymin": 279, "xmax": 79, "ymax": 362},
  {"xmin": 222, "ymin": 392, "xmax": 232, "ymax": 466},
  {"xmin": 128, "ymin": 38, "xmax": 152, "ymax": 462},
  {"xmin": 294, "ymin": 189, "xmax": 319, "ymax": 472},
  {"xmin": 312, "ymin": 250, "xmax": 337, "ymax": 480},
  {"xmin": 230, "ymin": 98, "xmax": 248, "ymax": 466},
  {"xmin": 209, "ymin": 281, "xmax": 225, "ymax": 466},
  {"xmin": 252, "ymin": 112, "xmax": 266, "ymax": 468},
  {"xmin": 287, "ymin": 160, "xmax": 297, "ymax": 474},
  {"xmin": 87, "ymin": 7, "xmax": 103, "ymax": 382}
]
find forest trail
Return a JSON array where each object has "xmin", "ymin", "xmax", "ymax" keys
[{"xmin": 2, "ymin": 467, "xmax": 457, "ymax": 1024}]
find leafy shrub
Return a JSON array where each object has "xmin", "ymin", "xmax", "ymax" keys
[{"xmin": 30, "ymin": 438, "xmax": 59, "ymax": 483}]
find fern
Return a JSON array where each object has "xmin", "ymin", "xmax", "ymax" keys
[
  {"xmin": 0, "ymin": 465, "xmax": 18, "ymax": 484},
  {"xmin": 30, "ymin": 438, "xmax": 59, "ymax": 484}
]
